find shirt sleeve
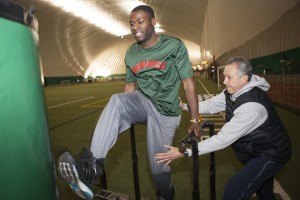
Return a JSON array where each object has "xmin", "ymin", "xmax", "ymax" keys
[
  {"xmin": 174, "ymin": 42, "xmax": 194, "ymax": 80},
  {"xmin": 199, "ymin": 92, "xmax": 226, "ymax": 114},
  {"xmin": 186, "ymin": 102, "xmax": 268, "ymax": 156},
  {"xmin": 125, "ymin": 64, "xmax": 136, "ymax": 83}
]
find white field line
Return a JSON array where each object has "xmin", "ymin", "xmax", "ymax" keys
[
  {"xmin": 273, "ymin": 179, "xmax": 291, "ymax": 200},
  {"xmin": 197, "ymin": 78, "xmax": 210, "ymax": 95},
  {"xmin": 47, "ymin": 96, "xmax": 94, "ymax": 109}
]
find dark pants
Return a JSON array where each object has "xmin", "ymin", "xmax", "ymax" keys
[{"xmin": 223, "ymin": 156, "xmax": 284, "ymax": 200}]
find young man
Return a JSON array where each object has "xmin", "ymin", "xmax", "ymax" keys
[
  {"xmin": 57, "ymin": 5, "xmax": 201, "ymax": 200},
  {"xmin": 156, "ymin": 56, "xmax": 292, "ymax": 200}
]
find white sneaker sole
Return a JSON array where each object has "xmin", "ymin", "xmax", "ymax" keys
[{"xmin": 58, "ymin": 152, "xmax": 93, "ymax": 199}]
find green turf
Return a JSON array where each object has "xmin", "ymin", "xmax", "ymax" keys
[{"xmin": 46, "ymin": 78, "xmax": 300, "ymax": 200}]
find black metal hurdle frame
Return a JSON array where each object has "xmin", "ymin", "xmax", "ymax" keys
[
  {"xmin": 96, "ymin": 125, "xmax": 141, "ymax": 200},
  {"xmin": 179, "ymin": 121, "xmax": 216, "ymax": 200},
  {"xmin": 129, "ymin": 125, "xmax": 141, "ymax": 200},
  {"xmin": 97, "ymin": 122, "xmax": 216, "ymax": 200}
]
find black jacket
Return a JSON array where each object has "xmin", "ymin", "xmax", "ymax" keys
[{"xmin": 225, "ymin": 87, "xmax": 292, "ymax": 164}]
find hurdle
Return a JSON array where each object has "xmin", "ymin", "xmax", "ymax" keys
[
  {"xmin": 95, "ymin": 125, "xmax": 141, "ymax": 200},
  {"xmin": 179, "ymin": 121, "xmax": 216, "ymax": 200},
  {"xmin": 96, "ymin": 122, "xmax": 216, "ymax": 200},
  {"xmin": 129, "ymin": 125, "xmax": 141, "ymax": 200}
]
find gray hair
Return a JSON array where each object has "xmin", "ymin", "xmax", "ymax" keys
[{"xmin": 226, "ymin": 56, "xmax": 252, "ymax": 81}]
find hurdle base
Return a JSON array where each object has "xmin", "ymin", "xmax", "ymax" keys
[
  {"xmin": 95, "ymin": 190, "xmax": 130, "ymax": 200},
  {"xmin": 95, "ymin": 190, "xmax": 150, "ymax": 200}
]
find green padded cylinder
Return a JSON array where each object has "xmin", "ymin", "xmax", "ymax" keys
[{"xmin": 0, "ymin": 17, "xmax": 58, "ymax": 200}]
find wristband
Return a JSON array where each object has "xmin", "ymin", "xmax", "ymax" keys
[
  {"xmin": 179, "ymin": 147, "xmax": 189, "ymax": 157},
  {"xmin": 183, "ymin": 150, "xmax": 189, "ymax": 157}
]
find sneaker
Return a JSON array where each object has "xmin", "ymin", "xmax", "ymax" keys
[{"xmin": 57, "ymin": 150, "xmax": 104, "ymax": 199}]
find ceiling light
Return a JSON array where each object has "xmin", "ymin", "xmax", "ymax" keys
[
  {"xmin": 117, "ymin": 0, "xmax": 146, "ymax": 13},
  {"xmin": 41, "ymin": 0, "xmax": 130, "ymax": 36}
]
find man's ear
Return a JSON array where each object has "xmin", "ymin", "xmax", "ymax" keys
[
  {"xmin": 241, "ymin": 75, "xmax": 249, "ymax": 83},
  {"xmin": 151, "ymin": 18, "xmax": 156, "ymax": 27}
]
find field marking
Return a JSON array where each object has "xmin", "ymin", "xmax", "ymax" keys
[
  {"xmin": 47, "ymin": 96, "xmax": 92, "ymax": 99},
  {"xmin": 274, "ymin": 179, "xmax": 292, "ymax": 200},
  {"xmin": 197, "ymin": 78, "xmax": 211, "ymax": 95},
  {"xmin": 81, "ymin": 98, "xmax": 110, "ymax": 108},
  {"xmin": 47, "ymin": 96, "xmax": 94, "ymax": 109}
]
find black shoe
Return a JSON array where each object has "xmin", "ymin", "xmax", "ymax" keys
[
  {"xmin": 57, "ymin": 150, "xmax": 104, "ymax": 199},
  {"xmin": 77, "ymin": 149, "xmax": 105, "ymax": 186}
]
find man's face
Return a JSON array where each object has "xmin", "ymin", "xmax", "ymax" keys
[
  {"xmin": 223, "ymin": 63, "xmax": 248, "ymax": 94},
  {"xmin": 129, "ymin": 10, "xmax": 156, "ymax": 44}
]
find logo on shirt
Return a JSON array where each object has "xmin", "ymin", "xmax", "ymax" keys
[{"xmin": 132, "ymin": 60, "xmax": 166, "ymax": 74}]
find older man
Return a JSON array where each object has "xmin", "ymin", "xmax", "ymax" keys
[{"xmin": 156, "ymin": 56, "xmax": 292, "ymax": 200}]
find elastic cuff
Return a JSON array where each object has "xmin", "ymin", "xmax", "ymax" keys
[{"xmin": 186, "ymin": 149, "xmax": 192, "ymax": 157}]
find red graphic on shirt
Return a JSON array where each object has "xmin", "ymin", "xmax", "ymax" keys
[{"xmin": 132, "ymin": 60, "xmax": 166, "ymax": 74}]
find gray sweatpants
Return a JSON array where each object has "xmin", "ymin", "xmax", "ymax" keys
[{"xmin": 90, "ymin": 91, "xmax": 181, "ymax": 197}]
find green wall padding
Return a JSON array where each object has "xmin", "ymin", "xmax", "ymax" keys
[
  {"xmin": 250, "ymin": 47, "xmax": 300, "ymax": 74},
  {"xmin": 0, "ymin": 17, "xmax": 58, "ymax": 200}
]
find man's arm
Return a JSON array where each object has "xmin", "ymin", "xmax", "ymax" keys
[
  {"xmin": 124, "ymin": 82, "xmax": 136, "ymax": 92},
  {"xmin": 155, "ymin": 102, "xmax": 268, "ymax": 165},
  {"xmin": 182, "ymin": 77, "xmax": 202, "ymax": 136},
  {"xmin": 180, "ymin": 93, "xmax": 226, "ymax": 114}
]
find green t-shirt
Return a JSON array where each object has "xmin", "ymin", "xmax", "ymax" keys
[{"xmin": 125, "ymin": 34, "xmax": 194, "ymax": 116}]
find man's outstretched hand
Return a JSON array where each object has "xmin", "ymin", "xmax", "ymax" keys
[{"xmin": 155, "ymin": 145, "xmax": 183, "ymax": 166}]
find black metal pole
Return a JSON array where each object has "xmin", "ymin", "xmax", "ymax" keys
[
  {"xmin": 100, "ymin": 170, "xmax": 107, "ymax": 190},
  {"xmin": 208, "ymin": 122, "xmax": 216, "ymax": 200},
  {"xmin": 183, "ymin": 121, "xmax": 208, "ymax": 200},
  {"xmin": 191, "ymin": 138, "xmax": 200, "ymax": 200},
  {"xmin": 130, "ymin": 125, "xmax": 141, "ymax": 200}
]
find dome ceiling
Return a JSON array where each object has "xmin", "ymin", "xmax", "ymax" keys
[{"xmin": 11, "ymin": 0, "xmax": 299, "ymax": 77}]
